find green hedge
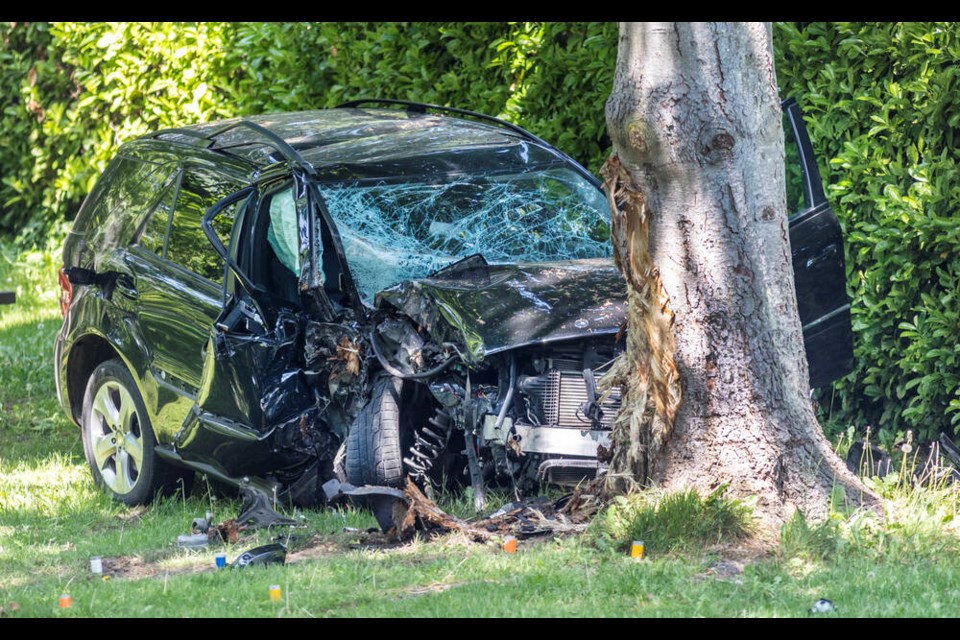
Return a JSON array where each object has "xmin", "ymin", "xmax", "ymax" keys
[
  {"xmin": 0, "ymin": 22, "xmax": 616, "ymax": 241},
  {"xmin": 1, "ymin": 21, "xmax": 957, "ymax": 441},
  {"xmin": 775, "ymin": 22, "xmax": 960, "ymax": 441}
]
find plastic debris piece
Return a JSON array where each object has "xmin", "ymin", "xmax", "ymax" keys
[
  {"xmin": 177, "ymin": 533, "xmax": 210, "ymax": 548},
  {"xmin": 269, "ymin": 584, "xmax": 282, "ymax": 602},
  {"xmin": 215, "ymin": 553, "xmax": 227, "ymax": 569},
  {"xmin": 231, "ymin": 543, "xmax": 287, "ymax": 569},
  {"xmin": 59, "ymin": 594, "xmax": 72, "ymax": 609},
  {"xmin": 236, "ymin": 487, "xmax": 297, "ymax": 529},
  {"xmin": 191, "ymin": 512, "xmax": 213, "ymax": 534},
  {"xmin": 631, "ymin": 540, "xmax": 645, "ymax": 559},
  {"xmin": 89, "ymin": 556, "xmax": 103, "ymax": 575},
  {"xmin": 810, "ymin": 598, "xmax": 837, "ymax": 614}
]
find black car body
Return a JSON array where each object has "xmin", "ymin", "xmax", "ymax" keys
[{"xmin": 54, "ymin": 99, "xmax": 853, "ymax": 509}]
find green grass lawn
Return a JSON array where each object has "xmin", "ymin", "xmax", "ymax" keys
[{"xmin": 3, "ymin": 242, "xmax": 960, "ymax": 617}]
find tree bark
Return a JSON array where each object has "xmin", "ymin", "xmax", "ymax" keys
[{"xmin": 603, "ymin": 22, "xmax": 878, "ymax": 527}]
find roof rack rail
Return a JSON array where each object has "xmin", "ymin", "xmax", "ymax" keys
[
  {"xmin": 150, "ymin": 120, "xmax": 316, "ymax": 176},
  {"xmin": 149, "ymin": 127, "xmax": 215, "ymax": 144},
  {"xmin": 336, "ymin": 99, "xmax": 549, "ymax": 147}
]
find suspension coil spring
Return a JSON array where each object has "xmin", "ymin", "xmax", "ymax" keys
[{"xmin": 403, "ymin": 407, "xmax": 453, "ymax": 486}]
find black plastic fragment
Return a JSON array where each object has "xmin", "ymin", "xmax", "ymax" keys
[
  {"xmin": 231, "ymin": 543, "xmax": 287, "ymax": 569},
  {"xmin": 236, "ymin": 486, "xmax": 297, "ymax": 529},
  {"xmin": 338, "ymin": 483, "xmax": 409, "ymax": 533}
]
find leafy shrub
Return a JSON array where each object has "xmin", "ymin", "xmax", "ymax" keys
[{"xmin": 776, "ymin": 22, "xmax": 960, "ymax": 440}]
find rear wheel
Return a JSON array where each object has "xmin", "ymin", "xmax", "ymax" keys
[{"xmin": 81, "ymin": 359, "xmax": 181, "ymax": 505}]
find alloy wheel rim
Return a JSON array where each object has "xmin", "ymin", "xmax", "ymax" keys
[{"xmin": 89, "ymin": 380, "xmax": 143, "ymax": 494}]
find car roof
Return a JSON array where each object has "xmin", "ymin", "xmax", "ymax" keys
[{"xmin": 137, "ymin": 107, "xmax": 568, "ymax": 183}]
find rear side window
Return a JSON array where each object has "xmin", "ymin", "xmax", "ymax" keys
[
  {"xmin": 138, "ymin": 178, "xmax": 178, "ymax": 256},
  {"xmin": 166, "ymin": 166, "xmax": 242, "ymax": 282},
  {"xmin": 79, "ymin": 156, "xmax": 174, "ymax": 250}
]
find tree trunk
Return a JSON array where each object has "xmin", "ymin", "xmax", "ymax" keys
[{"xmin": 603, "ymin": 22, "xmax": 878, "ymax": 527}]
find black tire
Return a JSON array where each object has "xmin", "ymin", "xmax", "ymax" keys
[
  {"xmin": 345, "ymin": 376, "xmax": 404, "ymax": 487},
  {"xmin": 80, "ymin": 359, "xmax": 182, "ymax": 505}
]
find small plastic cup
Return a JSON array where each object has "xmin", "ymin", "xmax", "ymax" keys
[
  {"xmin": 269, "ymin": 584, "xmax": 282, "ymax": 602},
  {"xmin": 630, "ymin": 540, "xmax": 645, "ymax": 559},
  {"xmin": 502, "ymin": 535, "xmax": 518, "ymax": 554},
  {"xmin": 215, "ymin": 553, "xmax": 227, "ymax": 569},
  {"xmin": 89, "ymin": 556, "xmax": 103, "ymax": 575},
  {"xmin": 59, "ymin": 593, "xmax": 73, "ymax": 609}
]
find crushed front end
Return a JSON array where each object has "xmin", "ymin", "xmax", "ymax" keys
[{"xmin": 369, "ymin": 256, "xmax": 628, "ymax": 502}]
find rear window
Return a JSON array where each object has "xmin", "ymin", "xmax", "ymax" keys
[{"xmin": 74, "ymin": 155, "xmax": 174, "ymax": 251}]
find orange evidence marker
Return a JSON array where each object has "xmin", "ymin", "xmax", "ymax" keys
[
  {"xmin": 59, "ymin": 593, "xmax": 73, "ymax": 609},
  {"xmin": 502, "ymin": 535, "xmax": 518, "ymax": 554}
]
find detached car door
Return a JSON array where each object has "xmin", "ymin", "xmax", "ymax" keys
[{"xmin": 784, "ymin": 98, "xmax": 855, "ymax": 388}]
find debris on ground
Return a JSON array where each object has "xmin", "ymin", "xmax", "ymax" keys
[
  {"xmin": 176, "ymin": 533, "xmax": 210, "ymax": 549},
  {"xmin": 176, "ymin": 512, "xmax": 244, "ymax": 548},
  {"xmin": 335, "ymin": 477, "xmax": 606, "ymax": 542},
  {"xmin": 810, "ymin": 598, "xmax": 837, "ymax": 614},
  {"xmin": 693, "ymin": 559, "xmax": 744, "ymax": 583},
  {"xmin": 231, "ymin": 543, "xmax": 287, "ymax": 569},
  {"xmin": 208, "ymin": 518, "xmax": 242, "ymax": 544},
  {"xmin": 191, "ymin": 512, "xmax": 214, "ymax": 534},
  {"xmin": 236, "ymin": 487, "xmax": 298, "ymax": 529}
]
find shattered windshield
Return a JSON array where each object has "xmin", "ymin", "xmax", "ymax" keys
[{"xmin": 319, "ymin": 167, "xmax": 612, "ymax": 303}]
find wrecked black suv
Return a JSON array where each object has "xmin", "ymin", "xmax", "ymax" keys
[{"xmin": 55, "ymin": 99, "xmax": 853, "ymax": 512}]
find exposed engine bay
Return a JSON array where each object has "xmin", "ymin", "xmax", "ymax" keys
[{"xmin": 403, "ymin": 339, "xmax": 622, "ymax": 495}]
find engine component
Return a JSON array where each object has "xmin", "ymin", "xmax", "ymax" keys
[{"xmin": 518, "ymin": 348, "xmax": 621, "ymax": 429}]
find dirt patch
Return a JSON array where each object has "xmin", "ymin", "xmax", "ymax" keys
[
  {"xmin": 116, "ymin": 506, "xmax": 148, "ymax": 524},
  {"xmin": 694, "ymin": 559, "xmax": 745, "ymax": 583},
  {"xmin": 100, "ymin": 554, "xmax": 212, "ymax": 580},
  {"xmin": 692, "ymin": 536, "xmax": 776, "ymax": 583},
  {"xmin": 286, "ymin": 537, "xmax": 341, "ymax": 564}
]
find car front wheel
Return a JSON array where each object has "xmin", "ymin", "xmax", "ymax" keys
[
  {"xmin": 344, "ymin": 375, "xmax": 405, "ymax": 487},
  {"xmin": 81, "ymin": 359, "xmax": 178, "ymax": 505}
]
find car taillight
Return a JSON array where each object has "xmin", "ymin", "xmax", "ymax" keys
[{"xmin": 58, "ymin": 267, "xmax": 72, "ymax": 318}]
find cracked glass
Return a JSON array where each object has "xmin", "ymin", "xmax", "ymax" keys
[{"xmin": 320, "ymin": 167, "xmax": 611, "ymax": 303}]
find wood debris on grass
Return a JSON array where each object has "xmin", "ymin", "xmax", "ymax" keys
[
  {"xmin": 388, "ymin": 478, "xmax": 605, "ymax": 542},
  {"xmin": 207, "ymin": 518, "xmax": 242, "ymax": 544}
]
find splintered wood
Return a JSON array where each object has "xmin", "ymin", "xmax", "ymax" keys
[
  {"xmin": 388, "ymin": 478, "xmax": 602, "ymax": 542},
  {"xmin": 208, "ymin": 518, "xmax": 241, "ymax": 544}
]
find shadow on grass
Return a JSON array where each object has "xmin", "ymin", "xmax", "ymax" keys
[{"xmin": 0, "ymin": 304, "xmax": 80, "ymax": 466}]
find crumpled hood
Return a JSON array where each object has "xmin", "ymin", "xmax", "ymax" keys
[{"xmin": 375, "ymin": 258, "xmax": 627, "ymax": 364}]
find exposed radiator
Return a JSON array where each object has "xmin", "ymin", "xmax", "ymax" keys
[{"xmin": 527, "ymin": 368, "xmax": 621, "ymax": 429}]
